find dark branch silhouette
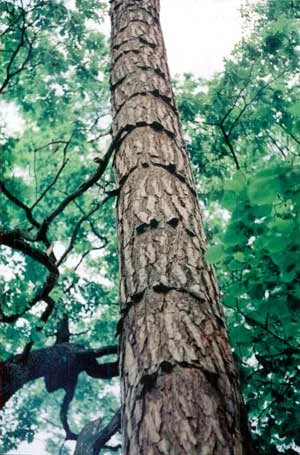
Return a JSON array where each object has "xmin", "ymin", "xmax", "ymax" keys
[
  {"xmin": 31, "ymin": 138, "xmax": 72, "ymax": 211},
  {"xmin": 0, "ymin": 228, "xmax": 59, "ymax": 323},
  {"xmin": 0, "ymin": 7, "xmax": 37, "ymax": 95},
  {"xmin": 35, "ymin": 126, "xmax": 131, "ymax": 241},
  {"xmin": 73, "ymin": 409, "xmax": 121, "ymax": 455},
  {"xmin": 0, "ymin": 228, "xmax": 57, "ymax": 272},
  {"xmin": 2, "ymin": 343, "xmax": 118, "ymax": 408},
  {"xmin": 0, "ymin": 181, "xmax": 40, "ymax": 229}
]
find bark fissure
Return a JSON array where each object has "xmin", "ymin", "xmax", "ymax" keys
[
  {"xmin": 111, "ymin": 1, "xmax": 253, "ymax": 454},
  {"xmin": 112, "ymin": 48, "xmax": 170, "ymax": 82},
  {"xmin": 113, "ymin": 91, "xmax": 177, "ymax": 118},
  {"xmin": 113, "ymin": 33, "xmax": 158, "ymax": 51},
  {"xmin": 117, "ymin": 163, "xmax": 197, "ymax": 209},
  {"xmin": 113, "ymin": 18, "xmax": 158, "ymax": 40},
  {"xmin": 110, "ymin": 67, "xmax": 167, "ymax": 93}
]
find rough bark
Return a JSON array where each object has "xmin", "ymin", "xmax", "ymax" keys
[{"xmin": 111, "ymin": 1, "xmax": 254, "ymax": 454}]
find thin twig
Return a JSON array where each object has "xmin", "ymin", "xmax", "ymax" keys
[
  {"xmin": 31, "ymin": 136, "xmax": 72, "ymax": 210},
  {"xmin": 36, "ymin": 126, "xmax": 130, "ymax": 241}
]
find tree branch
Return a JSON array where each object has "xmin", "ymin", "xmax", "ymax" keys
[
  {"xmin": 0, "ymin": 265, "xmax": 59, "ymax": 323},
  {"xmin": 72, "ymin": 198, "xmax": 109, "ymax": 248},
  {"xmin": 235, "ymin": 299, "xmax": 297, "ymax": 349},
  {"xmin": 56, "ymin": 193, "xmax": 114, "ymax": 267},
  {"xmin": 2, "ymin": 343, "xmax": 118, "ymax": 408},
  {"xmin": 279, "ymin": 122, "xmax": 300, "ymax": 146},
  {"xmin": 265, "ymin": 129, "xmax": 287, "ymax": 158},
  {"xmin": 60, "ymin": 382, "xmax": 78, "ymax": 441},
  {"xmin": 73, "ymin": 409, "xmax": 121, "ymax": 455},
  {"xmin": 0, "ymin": 13, "xmax": 36, "ymax": 95},
  {"xmin": 0, "ymin": 228, "xmax": 59, "ymax": 323},
  {"xmin": 21, "ymin": 295, "xmax": 56, "ymax": 358},
  {"xmin": 31, "ymin": 138, "xmax": 71, "ymax": 211},
  {"xmin": 226, "ymin": 70, "xmax": 287, "ymax": 138},
  {"xmin": 0, "ymin": 181, "xmax": 40, "ymax": 229},
  {"xmin": 219, "ymin": 61, "xmax": 256, "ymax": 127},
  {"xmin": 36, "ymin": 126, "xmax": 130, "ymax": 241},
  {"xmin": 0, "ymin": 228, "xmax": 57, "ymax": 273},
  {"xmin": 219, "ymin": 124, "xmax": 240, "ymax": 170}
]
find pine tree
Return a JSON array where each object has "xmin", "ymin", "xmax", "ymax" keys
[{"xmin": 111, "ymin": 0, "xmax": 254, "ymax": 453}]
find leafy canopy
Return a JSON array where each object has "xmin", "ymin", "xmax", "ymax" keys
[{"xmin": 0, "ymin": 0, "xmax": 299, "ymax": 454}]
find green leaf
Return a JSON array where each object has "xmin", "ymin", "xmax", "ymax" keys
[
  {"xmin": 248, "ymin": 174, "xmax": 282, "ymax": 206},
  {"xmin": 287, "ymin": 100, "xmax": 300, "ymax": 117},
  {"xmin": 226, "ymin": 170, "xmax": 247, "ymax": 193},
  {"xmin": 234, "ymin": 251, "xmax": 245, "ymax": 262},
  {"xmin": 205, "ymin": 245, "xmax": 225, "ymax": 263},
  {"xmin": 221, "ymin": 190, "xmax": 237, "ymax": 210},
  {"xmin": 263, "ymin": 234, "xmax": 291, "ymax": 252}
]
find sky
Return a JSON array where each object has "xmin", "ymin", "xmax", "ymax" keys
[
  {"xmin": 7, "ymin": 1, "xmax": 244, "ymax": 454},
  {"xmin": 161, "ymin": 0, "xmax": 243, "ymax": 77}
]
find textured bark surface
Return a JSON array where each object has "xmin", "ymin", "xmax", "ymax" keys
[{"xmin": 111, "ymin": 1, "xmax": 253, "ymax": 454}]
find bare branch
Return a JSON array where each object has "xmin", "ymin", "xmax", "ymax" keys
[
  {"xmin": 33, "ymin": 140, "xmax": 70, "ymax": 153},
  {"xmin": 0, "ymin": 263, "xmax": 59, "ymax": 323},
  {"xmin": 88, "ymin": 128, "xmax": 112, "ymax": 144},
  {"xmin": 57, "ymin": 189, "xmax": 116, "ymax": 267},
  {"xmin": 93, "ymin": 345, "xmax": 118, "ymax": 357},
  {"xmin": 219, "ymin": 61, "xmax": 256, "ymax": 127},
  {"xmin": 265, "ymin": 130, "xmax": 287, "ymax": 158},
  {"xmin": 234, "ymin": 299, "xmax": 297, "ymax": 349},
  {"xmin": 0, "ymin": 8, "xmax": 24, "ymax": 39},
  {"xmin": 0, "ymin": 228, "xmax": 57, "ymax": 272},
  {"xmin": 0, "ymin": 227, "xmax": 59, "ymax": 322},
  {"xmin": 72, "ymin": 198, "xmax": 110, "ymax": 247},
  {"xmin": 71, "ymin": 247, "xmax": 103, "ymax": 272},
  {"xmin": 21, "ymin": 295, "xmax": 56, "ymax": 358}
]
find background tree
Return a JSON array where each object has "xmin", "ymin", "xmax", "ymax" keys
[{"xmin": 0, "ymin": 0, "xmax": 299, "ymax": 454}]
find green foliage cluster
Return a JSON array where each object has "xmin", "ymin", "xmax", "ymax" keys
[
  {"xmin": 0, "ymin": 0, "xmax": 116, "ymax": 357},
  {"xmin": 0, "ymin": 0, "xmax": 299, "ymax": 454},
  {"xmin": 1, "ymin": 1, "xmax": 120, "ymax": 453}
]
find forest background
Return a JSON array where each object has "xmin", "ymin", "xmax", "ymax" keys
[{"xmin": 0, "ymin": 0, "xmax": 299, "ymax": 454}]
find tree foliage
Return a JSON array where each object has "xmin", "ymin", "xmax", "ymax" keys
[
  {"xmin": 0, "ymin": 0, "xmax": 299, "ymax": 454},
  {"xmin": 1, "ymin": 1, "xmax": 120, "ymax": 454}
]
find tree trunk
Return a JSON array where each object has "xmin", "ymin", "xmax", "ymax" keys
[{"xmin": 111, "ymin": 1, "xmax": 253, "ymax": 453}]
